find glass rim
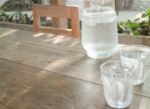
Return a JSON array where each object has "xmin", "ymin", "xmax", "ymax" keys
[
  {"xmin": 121, "ymin": 45, "xmax": 150, "ymax": 53},
  {"xmin": 100, "ymin": 60, "xmax": 134, "ymax": 77},
  {"xmin": 120, "ymin": 45, "xmax": 150, "ymax": 59}
]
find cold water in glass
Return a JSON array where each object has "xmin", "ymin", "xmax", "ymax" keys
[{"xmin": 82, "ymin": 0, "xmax": 118, "ymax": 59}]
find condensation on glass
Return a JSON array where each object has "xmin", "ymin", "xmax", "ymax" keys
[{"xmin": 81, "ymin": 0, "xmax": 118, "ymax": 59}]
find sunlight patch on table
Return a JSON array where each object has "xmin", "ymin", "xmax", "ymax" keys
[
  {"xmin": 0, "ymin": 29, "xmax": 18, "ymax": 38},
  {"xmin": 33, "ymin": 33, "xmax": 45, "ymax": 38},
  {"xmin": 69, "ymin": 40, "xmax": 80, "ymax": 47},
  {"xmin": 43, "ymin": 58, "xmax": 70, "ymax": 70}
]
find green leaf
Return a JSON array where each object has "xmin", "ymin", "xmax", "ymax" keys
[
  {"xmin": 132, "ymin": 30, "xmax": 140, "ymax": 36},
  {"xmin": 126, "ymin": 20, "xmax": 140, "ymax": 29},
  {"xmin": 145, "ymin": 8, "xmax": 150, "ymax": 17}
]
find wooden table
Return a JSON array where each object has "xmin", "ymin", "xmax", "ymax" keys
[{"xmin": 0, "ymin": 27, "xmax": 150, "ymax": 109}]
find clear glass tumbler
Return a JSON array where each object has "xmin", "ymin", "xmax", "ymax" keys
[
  {"xmin": 100, "ymin": 60, "xmax": 133, "ymax": 108},
  {"xmin": 121, "ymin": 45, "xmax": 150, "ymax": 85}
]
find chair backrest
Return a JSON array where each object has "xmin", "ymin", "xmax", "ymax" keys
[{"xmin": 32, "ymin": 4, "xmax": 80, "ymax": 38}]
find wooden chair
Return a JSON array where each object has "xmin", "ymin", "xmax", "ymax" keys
[{"xmin": 32, "ymin": 4, "xmax": 80, "ymax": 38}]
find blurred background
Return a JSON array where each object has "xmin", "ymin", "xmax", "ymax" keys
[{"xmin": 0, "ymin": 0, "xmax": 150, "ymax": 23}]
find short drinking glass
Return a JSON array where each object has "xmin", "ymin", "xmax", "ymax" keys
[
  {"xmin": 101, "ymin": 60, "xmax": 133, "ymax": 108},
  {"xmin": 121, "ymin": 45, "xmax": 150, "ymax": 85}
]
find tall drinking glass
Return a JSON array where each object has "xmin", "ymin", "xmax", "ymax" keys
[
  {"xmin": 101, "ymin": 60, "xmax": 134, "ymax": 108},
  {"xmin": 121, "ymin": 45, "xmax": 150, "ymax": 85}
]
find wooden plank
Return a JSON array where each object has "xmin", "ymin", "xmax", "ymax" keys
[
  {"xmin": 71, "ymin": 7, "xmax": 80, "ymax": 38},
  {"xmin": 40, "ymin": 27, "xmax": 72, "ymax": 36},
  {"xmin": 119, "ymin": 34, "xmax": 150, "ymax": 47},
  {"xmin": 0, "ymin": 38, "xmax": 18, "ymax": 50},
  {"xmin": 0, "ymin": 22, "xmax": 33, "ymax": 31},
  {"xmin": 0, "ymin": 28, "xmax": 82, "ymax": 52},
  {"xmin": 0, "ymin": 59, "xmax": 149, "ymax": 109},
  {"xmin": 33, "ymin": 5, "xmax": 72, "ymax": 18},
  {"xmin": 0, "ymin": 41, "xmax": 85, "ymax": 73},
  {"xmin": 0, "ymin": 105, "xmax": 10, "ymax": 109}
]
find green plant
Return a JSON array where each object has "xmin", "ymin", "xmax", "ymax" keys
[
  {"xmin": 1, "ymin": 0, "xmax": 43, "ymax": 11},
  {"xmin": 145, "ymin": 8, "xmax": 150, "ymax": 24},
  {"xmin": 0, "ymin": 9, "xmax": 32, "ymax": 24},
  {"xmin": 0, "ymin": 9, "xmax": 9, "ymax": 22},
  {"xmin": 118, "ymin": 8, "xmax": 150, "ymax": 36}
]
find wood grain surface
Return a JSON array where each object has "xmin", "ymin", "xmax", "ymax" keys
[{"xmin": 0, "ymin": 27, "xmax": 150, "ymax": 109}]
